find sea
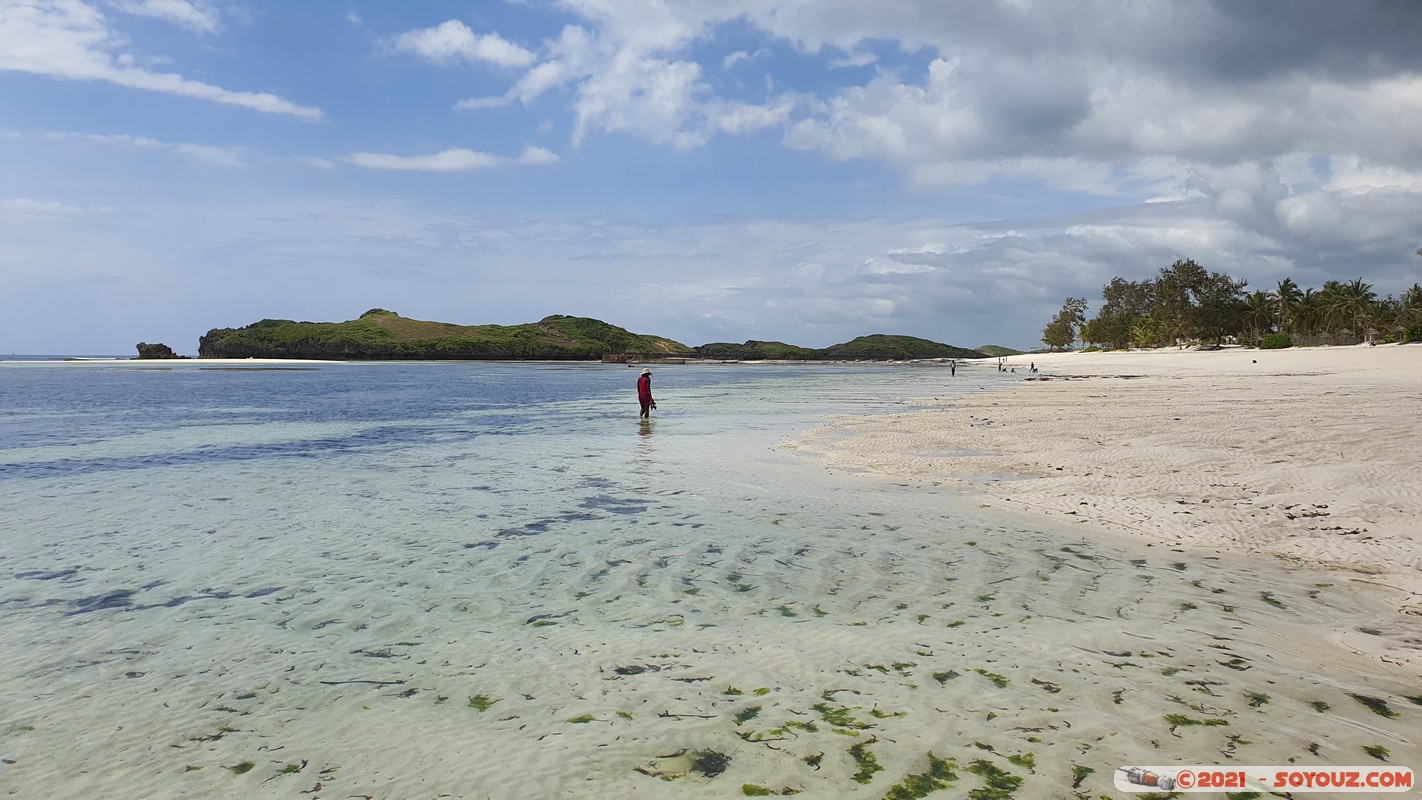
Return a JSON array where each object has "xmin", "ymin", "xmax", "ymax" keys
[{"xmin": 0, "ymin": 359, "xmax": 1415, "ymax": 799}]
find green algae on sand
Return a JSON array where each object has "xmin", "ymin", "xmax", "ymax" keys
[
  {"xmin": 467, "ymin": 695, "xmax": 499, "ymax": 711},
  {"xmin": 882, "ymin": 753, "xmax": 958, "ymax": 799}
]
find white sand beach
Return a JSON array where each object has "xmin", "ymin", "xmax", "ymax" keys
[{"xmin": 789, "ymin": 344, "xmax": 1422, "ymax": 673}]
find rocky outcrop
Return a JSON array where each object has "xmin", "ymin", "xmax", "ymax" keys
[{"xmin": 135, "ymin": 342, "xmax": 186, "ymax": 359}]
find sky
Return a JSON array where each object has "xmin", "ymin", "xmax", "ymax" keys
[{"xmin": 2, "ymin": 0, "xmax": 1421, "ymax": 355}]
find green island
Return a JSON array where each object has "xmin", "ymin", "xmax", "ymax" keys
[{"xmin": 194, "ymin": 308, "xmax": 1004, "ymax": 361}]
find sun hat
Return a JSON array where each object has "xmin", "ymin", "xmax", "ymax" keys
[{"xmin": 641, "ymin": 368, "xmax": 651, "ymax": 374}]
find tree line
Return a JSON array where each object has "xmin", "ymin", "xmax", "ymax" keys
[{"xmin": 1043, "ymin": 258, "xmax": 1422, "ymax": 350}]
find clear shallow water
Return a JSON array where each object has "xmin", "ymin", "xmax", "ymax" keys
[
  {"xmin": 0, "ymin": 361, "xmax": 1416, "ymax": 799},
  {"xmin": 0, "ymin": 360, "xmax": 932, "ymax": 614}
]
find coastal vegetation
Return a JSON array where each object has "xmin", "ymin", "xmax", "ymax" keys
[
  {"xmin": 1043, "ymin": 258, "xmax": 1422, "ymax": 349},
  {"xmin": 696, "ymin": 340, "xmax": 820, "ymax": 360},
  {"xmin": 974, "ymin": 344, "xmax": 1025, "ymax": 357},
  {"xmin": 819, "ymin": 334, "xmax": 981, "ymax": 361},
  {"xmin": 198, "ymin": 309, "xmax": 692, "ymax": 360},
  {"xmin": 198, "ymin": 309, "xmax": 995, "ymax": 361},
  {"xmin": 697, "ymin": 335, "xmax": 984, "ymax": 361}
]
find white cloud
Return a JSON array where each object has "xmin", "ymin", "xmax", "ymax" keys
[
  {"xmin": 721, "ymin": 49, "xmax": 751, "ymax": 69},
  {"xmin": 864, "ymin": 255, "xmax": 933, "ymax": 275},
  {"xmin": 41, "ymin": 130, "xmax": 245, "ymax": 165},
  {"xmin": 454, "ymin": 95, "xmax": 512, "ymax": 111},
  {"xmin": 572, "ymin": 56, "xmax": 705, "ymax": 146},
  {"xmin": 517, "ymin": 146, "xmax": 559, "ymax": 165},
  {"xmin": 169, "ymin": 141, "xmax": 243, "ymax": 166},
  {"xmin": 391, "ymin": 20, "xmax": 536, "ymax": 68},
  {"xmin": 0, "ymin": 0, "xmax": 322, "ymax": 119},
  {"xmin": 452, "ymin": 25, "xmax": 600, "ymax": 112},
  {"xmin": 828, "ymin": 51, "xmax": 875, "ymax": 68},
  {"xmin": 346, "ymin": 148, "xmax": 501, "ymax": 171},
  {"xmin": 344, "ymin": 146, "xmax": 559, "ymax": 171},
  {"xmin": 1, "ymin": 196, "xmax": 85, "ymax": 214},
  {"xmin": 1276, "ymin": 170, "xmax": 1422, "ymax": 248},
  {"xmin": 709, "ymin": 97, "xmax": 793, "ymax": 136},
  {"xmin": 505, "ymin": 24, "xmax": 598, "ymax": 105},
  {"xmin": 460, "ymin": 14, "xmax": 796, "ymax": 148},
  {"xmin": 111, "ymin": 0, "xmax": 220, "ymax": 34},
  {"xmin": 1328, "ymin": 155, "xmax": 1422, "ymax": 194},
  {"xmin": 456, "ymin": 0, "xmax": 1422, "ymax": 213},
  {"xmin": 484, "ymin": 22, "xmax": 790, "ymax": 148}
]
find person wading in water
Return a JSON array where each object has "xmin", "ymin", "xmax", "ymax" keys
[{"xmin": 637, "ymin": 368, "xmax": 656, "ymax": 419}]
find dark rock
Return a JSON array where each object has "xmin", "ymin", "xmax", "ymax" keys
[{"xmin": 135, "ymin": 342, "xmax": 186, "ymax": 359}]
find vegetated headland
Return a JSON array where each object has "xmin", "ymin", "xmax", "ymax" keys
[
  {"xmin": 195, "ymin": 308, "xmax": 1006, "ymax": 361},
  {"xmin": 1041, "ymin": 258, "xmax": 1422, "ymax": 351}
]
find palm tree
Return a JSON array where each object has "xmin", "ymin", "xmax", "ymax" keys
[
  {"xmin": 1294, "ymin": 288, "xmax": 1320, "ymax": 337},
  {"xmin": 1130, "ymin": 317, "xmax": 1159, "ymax": 349},
  {"xmin": 1244, "ymin": 290, "xmax": 1274, "ymax": 341},
  {"xmin": 1341, "ymin": 278, "xmax": 1377, "ymax": 334},
  {"xmin": 1317, "ymin": 280, "xmax": 1350, "ymax": 334},
  {"xmin": 1403, "ymin": 283, "xmax": 1422, "ymax": 340},
  {"xmin": 1269, "ymin": 278, "xmax": 1303, "ymax": 334},
  {"xmin": 1405, "ymin": 282, "xmax": 1422, "ymax": 309}
]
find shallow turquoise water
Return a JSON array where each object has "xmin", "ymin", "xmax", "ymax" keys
[{"xmin": 0, "ymin": 360, "xmax": 959, "ymax": 617}]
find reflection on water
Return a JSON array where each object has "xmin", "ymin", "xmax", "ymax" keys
[{"xmin": 633, "ymin": 417, "xmax": 656, "ymax": 494}]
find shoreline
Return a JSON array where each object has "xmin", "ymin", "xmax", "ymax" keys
[{"xmin": 787, "ymin": 344, "xmax": 1422, "ymax": 673}]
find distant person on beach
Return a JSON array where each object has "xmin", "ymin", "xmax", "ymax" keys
[
  {"xmin": 950, "ymin": 361, "xmax": 956, "ymax": 377},
  {"xmin": 637, "ymin": 368, "xmax": 656, "ymax": 418}
]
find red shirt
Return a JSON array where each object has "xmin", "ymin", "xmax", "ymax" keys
[{"xmin": 637, "ymin": 374, "xmax": 653, "ymax": 402}]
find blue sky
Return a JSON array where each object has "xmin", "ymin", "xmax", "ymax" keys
[{"xmin": 3, "ymin": 0, "xmax": 1421, "ymax": 354}]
